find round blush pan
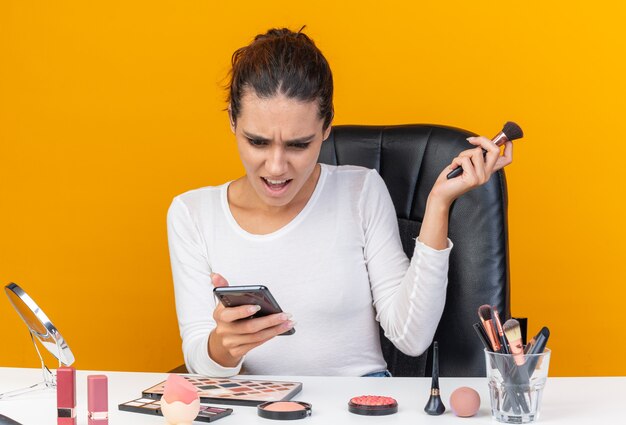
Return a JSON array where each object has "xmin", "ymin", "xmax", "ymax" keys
[
  {"xmin": 257, "ymin": 401, "xmax": 312, "ymax": 420},
  {"xmin": 348, "ymin": 395, "xmax": 398, "ymax": 416}
]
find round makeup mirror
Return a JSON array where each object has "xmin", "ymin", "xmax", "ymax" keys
[
  {"xmin": 5, "ymin": 282, "xmax": 74, "ymax": 366},
  {"xmin": 0, "ymin": 282, "xmax": 75, "ymax": 399}
]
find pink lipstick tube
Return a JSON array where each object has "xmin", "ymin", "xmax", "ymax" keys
[
  {"xmin": 57, "ymin": 367, "xmax": 76, "ymax": 425},
  {"xmin": 88, "ymin": 375, "xmax": 109, "ymax": 425}
]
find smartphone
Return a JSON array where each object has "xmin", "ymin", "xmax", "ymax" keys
[{"xmin": 213, "ymin": 285, "xmax": 295, "ymax": 335}]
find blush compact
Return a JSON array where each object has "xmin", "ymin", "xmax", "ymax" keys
[
  {"xmin": 348, "ymin": 395, "xmax": 398, "ymax": 416},
  {"xmin": 257, "ymin": 401, "xmax": 312, "ymax": 420}
]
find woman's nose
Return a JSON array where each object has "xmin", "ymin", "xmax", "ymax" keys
[{"xmin": 265, "ymin": 146, "xmax": 288, "ymax": 176}]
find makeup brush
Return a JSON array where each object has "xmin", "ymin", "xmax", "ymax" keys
[
  {"xmin": 501, "ymin": 320, "xmax": 532, "ymax": 415},
  {"xmin": 424, "ymin": 341, "xmax": 446, "ymax": 416},
  {"xmin": 503, "ymin": 319, "xmax": 525, "ymax": 366},
  {"xmin": 478, "ymin": 305, "xmax": 500, "ymax": 352},
  {"xmin": 524, "ymin": 335, "xmax": 536, "ymax": 354},
  {"xmin": 474, "ymin": 322, "xmax": 501, "ymax": 374},
  {"xmin": 499, "ymin": 321, "xmax": 533, "ymax": 415},
  {"xmin": 476, "ymin": 320, "xmax": 528, "ymax": 415},
  {"xmin": 525, "ymin": 327, "xmax": 550, "ymax": 377},
  {"xmin": 447, "ymin": 121, "xmax": 524, "ymax": 179},
  {"xmin": 473, "ymin": 323, "xmax": 492, "ymax": 352},
  {"xmin": 526, "ymin": 327, "xmax": 550, "ymax": 356},
  {"xmin": 492, "ymin": 307, "xmax": 509, "ymax": 354}
]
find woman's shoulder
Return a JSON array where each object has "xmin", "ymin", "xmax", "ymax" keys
[
  {"xmin": 322, "ymin": 163, "xmax": 379, "ymax": 182},
  {"xmin": 169, "ymin": 183, "xmax": 229, "ymax": 216},
  {"xmin": 321, "ymin": 164, "xmax": 384, "ymax": 192},
  {"xmin": 174, "ymin": 183, "xmax": 225, "ymax": 199}
]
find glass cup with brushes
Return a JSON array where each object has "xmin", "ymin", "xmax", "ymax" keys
[{"xmin": 475, "ymin": 305, "xmax": 551, "ymax": 424}]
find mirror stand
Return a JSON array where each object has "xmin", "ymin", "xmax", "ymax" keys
[
  {"xmin": 0, "ymin": 330, "xmax": 61, "ymax": 400},
  {"xmin": 2, "ymin": 282, "xmax": 75, "ymax": 400}
]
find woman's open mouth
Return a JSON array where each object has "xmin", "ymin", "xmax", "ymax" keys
[{"xmin": 261, "ymin": 177, "xmax": 293, "ymax": 195}]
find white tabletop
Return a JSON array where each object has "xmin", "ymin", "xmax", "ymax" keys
[{"xmin": 0, "ymin": 368, "xmax": 622, "ymax": 424}]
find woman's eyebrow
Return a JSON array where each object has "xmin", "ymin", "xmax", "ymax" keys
[{"xmin": 242, "ymin": 131, "xmax": 316, "ymax": 144}]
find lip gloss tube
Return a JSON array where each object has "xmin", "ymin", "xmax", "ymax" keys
[
  {"xmin": 88, "ymin": 375, "xmax": 109, "ymax": 425},
  {"xmin": 57, "ymin": 367, "xmax": 76, "ymax": 425}
]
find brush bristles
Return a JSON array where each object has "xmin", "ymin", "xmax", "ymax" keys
[
  {"xmin": 502, "ymin": 121, "xmax": 524, "ymax": 140},
  {"xmin": 503, "ymin": 319, "xmax": 522, "ymax": 342},
  {"xmin": 478, "ymin": 304, "xmax": 492, "ymax": 321}
]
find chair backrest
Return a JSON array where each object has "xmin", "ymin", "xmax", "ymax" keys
[{"xmin": 318, "ymin": 124, "xmax": 511, "ymax": 377}]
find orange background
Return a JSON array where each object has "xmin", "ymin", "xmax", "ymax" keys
[{"xmin": 1, "ymin": 1, "xmax": 624, "ymax": 376}]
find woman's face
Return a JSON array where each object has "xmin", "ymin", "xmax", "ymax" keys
[{"xmin": 230, "ymin": 90, "xmax": 331, "ymax": 210}]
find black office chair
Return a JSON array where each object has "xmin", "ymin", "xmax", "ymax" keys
[
  {"xmin": 318, "ymin": 124, "xmax": 513, "ymax": 377},
  {"xmin": 169, "ymin": 123, "xmax": 517, "ymax": 377}
]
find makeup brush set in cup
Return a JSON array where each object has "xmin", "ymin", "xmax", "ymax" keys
[{"xmin": 474, "ymin": 304, "xmax": 551, "ymax": 424}]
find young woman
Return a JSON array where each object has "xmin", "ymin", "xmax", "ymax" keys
[{"xmin": 167, "ymin": 28, "xmax": 513, "ymax": 377}]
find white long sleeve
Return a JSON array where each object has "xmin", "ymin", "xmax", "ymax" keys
[
  {"xmin": 167, "ymin": 164, "xmax": 451, "ymax": 376},
  {"xmin": 167, "ymin": 197, "xmax": 243, "ymax": 376},
  {"xmin": 358, "ymin": 170, "xmax": 451, "ymax": 356}
]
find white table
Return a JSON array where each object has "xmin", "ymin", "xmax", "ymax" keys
[{"xmin": 0, "ymin": 368, "xmax": 622, "ymax": 424}]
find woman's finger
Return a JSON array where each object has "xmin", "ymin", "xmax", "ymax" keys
[
  {"xmin": 493, "ymin": 141, "xmax": 513, "ymax": 171},
  {"xmin": 231, "ymin": 312, "xmax": 293, "ymax": 335},
  {"xmin": 457, "ymin": 146, "xmax": 482, "ymax": 159},
  {"xmin": 468, "ymin": 137, "xmax": 499, "ymax": 174},
  {"xmin": 458, "ymin": 156, "xmax": 478, "ymax": 186},
  {"xmin": 445, "ymin": 156, "xmax": 468, "ymax": 180},
  {"xmin": 468, "ymin": 136, "xmax": 499, "ymax": 155},
  {"xmin": 226, "ymin": 320, "xmax": 296, "ymax": 353},
  {"xmin": 211, "ymin": 272, "xmax": 229, "ymax": 288},
  {"xmin": 243, "ymin": 319, "xmax": 295, "ymax": 342},
  {"xmin": 470, "ymin": 148, "xmax": 487, "ymax": 184},
  {"xmin": 217, "ymin": 304, "xmax": 261, "ymax": 323}
]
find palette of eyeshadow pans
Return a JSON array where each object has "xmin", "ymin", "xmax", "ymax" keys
[
  {"xmin": 118, "ymin": 397, "xmax": 232, "ymax": 422},
  {"xmin": 142, "ymin": 375, "xmax": 303, "ymax": 407}
]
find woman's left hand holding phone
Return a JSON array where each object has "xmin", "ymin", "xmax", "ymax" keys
[{"xmin": 208, "ymin": 273, "xmax": 295, "ymax": 367}]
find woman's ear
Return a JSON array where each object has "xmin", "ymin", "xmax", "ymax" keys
[
  {"xmin": 322, "ymin": 112, "xmax": 334, "ymax": 141},
  {"xmin": 227, "ymin": 107, "xmax": 236, "ymax": 133},
  {"xmin": 322, "ymin": 122, "xmax": 332, "ymax": 141}
]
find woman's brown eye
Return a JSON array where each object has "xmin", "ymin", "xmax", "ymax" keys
[
  {"xmin": 247, "ymin": 138, "xmax": 267, "ymax": 146},
  {"xmin": 290, "ymin": 143, "xmax": 310, "ymax": 149}
]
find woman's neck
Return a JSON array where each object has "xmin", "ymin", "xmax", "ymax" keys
[{"xmin": 227, "ymin": 164, "xmax": 321, "ymax": 234}]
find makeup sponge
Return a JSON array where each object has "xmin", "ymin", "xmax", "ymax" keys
[
  {"xmin": 162, "ymin": 374, "xmax": 199, "ymax": 405},
  {"xmin": 161, "ymin": 375, "xmax": 200, "ymax": 425},
  {"xmin": 449, "ymin": 387, "xmax": 480, "ymax": 417}
]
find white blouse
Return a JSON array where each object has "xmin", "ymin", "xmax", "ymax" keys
[{"xmin": 167, "ymin": 164, "xmax": 452, "ymax": 376}]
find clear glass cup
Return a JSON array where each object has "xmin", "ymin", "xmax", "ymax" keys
[{"xmin": 485, "ymin": 348, "xmax": 551, "ymax": 423}]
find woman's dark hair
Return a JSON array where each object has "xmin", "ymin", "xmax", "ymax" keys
[{"xmin": 227, "ymin": 27, "xmax": 334, "ymax": 131}]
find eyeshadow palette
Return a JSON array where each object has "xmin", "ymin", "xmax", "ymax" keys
[
  {"xmin": 118, "ymin": 397, "xmax": 232, "ymax": 422},
  {"xmin": 142, "ymin": 375, "xmax": 303, "ymax": 407}
]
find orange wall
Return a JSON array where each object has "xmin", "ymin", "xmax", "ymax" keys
[{"xmin": 1, "ymin": 1, "xmax": 624, "ymax": 376}]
